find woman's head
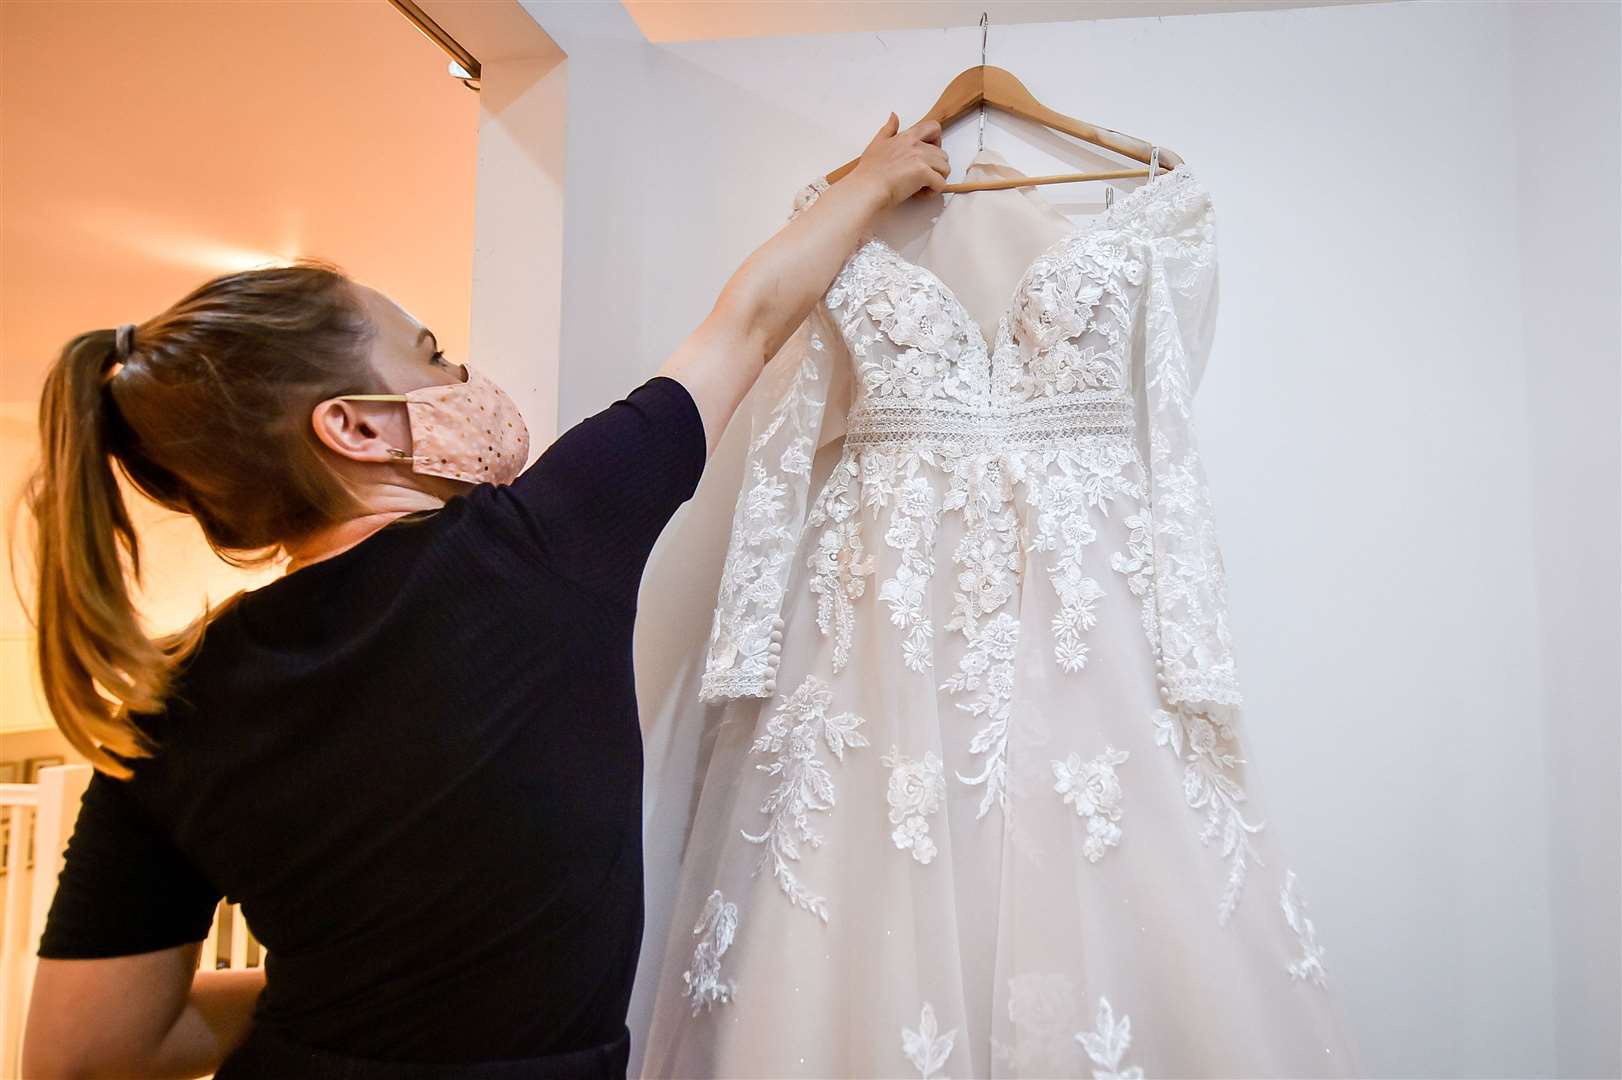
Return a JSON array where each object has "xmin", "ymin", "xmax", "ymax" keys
[{"xmin": 24, "ymin": 261, "xmax": 472, "ymax": 775}]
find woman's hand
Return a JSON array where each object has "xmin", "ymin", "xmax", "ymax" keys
[
  {"xmin": 657, "ymin": 113, "xmax": 952, "ymax": 457},
  {"xmin": 845, "ymin": 113, "xmax": 951, "ymax": 210}
]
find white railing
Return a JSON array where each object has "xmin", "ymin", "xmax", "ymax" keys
[
  {"xmin": 201, "ymin": 902, "xmax": 261, "ymax": 973},
  {"xmin": 0, "ymin": 763, "xmax": 265, "ymax": 1076},
  {"xmin": 0, "ymin": 763, "xmax": 93, "ymax": 1078}
]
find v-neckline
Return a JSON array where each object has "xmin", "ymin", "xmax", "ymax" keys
[{"xmin": 858, "ymin": 159, "xmax": 1190, "ymax": 357}]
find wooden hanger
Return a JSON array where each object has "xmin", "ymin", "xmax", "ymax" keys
[{"xmin": 825, "ymin": 16, "xmax": 1183, "ymax": 194}]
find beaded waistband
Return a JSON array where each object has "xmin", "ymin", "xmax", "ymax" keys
[{"xmin": 844, "ymin": 394, "xmax": 1136, "ymax": 450}]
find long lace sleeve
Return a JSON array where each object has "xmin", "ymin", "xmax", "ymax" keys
[
  {"xmin": 1140, "ymin": 177, "xmax": 1243, "ymax": 714},
  {"xmin": 700, "ymin": 302, "xmax": 847, "ymax": 703}
]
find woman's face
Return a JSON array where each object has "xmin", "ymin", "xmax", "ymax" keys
[
  {"xmin": 352, "ymin": 283, "xmax": 467, "ymax": 394},
  {"xmin": 307, "ymin": 284, "xmax": 472, "ymax": 502}
]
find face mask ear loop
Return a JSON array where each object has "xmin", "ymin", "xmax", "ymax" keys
[{"xmin": 339, "ymin": 393, "xmax": 417, "ymax": 465}]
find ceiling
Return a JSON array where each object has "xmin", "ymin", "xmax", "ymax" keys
[{"xmin": 620, "ymin": 0, "xmax": 1384, "ymax": 43}]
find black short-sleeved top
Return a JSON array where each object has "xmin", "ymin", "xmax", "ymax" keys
[{"xmin": 39, "ymin": 376, "xmax": 707, "ymax": 1063}]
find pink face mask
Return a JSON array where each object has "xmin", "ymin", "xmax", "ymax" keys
[{"xmin": 343, "ymin": 367, "xmax": 530, "ymax": 486}]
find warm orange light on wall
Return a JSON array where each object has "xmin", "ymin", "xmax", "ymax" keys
[{"xmin": 0, "ymin": 1, "xmax": 479, "ymax": 734}]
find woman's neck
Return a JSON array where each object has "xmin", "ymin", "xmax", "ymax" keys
[
  {"xmin": 282, "ymin": 499, "xmax": 446, "ymax": 575},
  {"xmin": 282, "ymin": 478, "xmax": 458, "ymax": 575},
  {"xmin": 282, "ymin": 512, "xmax": 407, "ymax": 574}
]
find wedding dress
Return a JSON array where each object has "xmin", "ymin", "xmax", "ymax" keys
[{"xmin": 641, "ymin": 150, "xmax": 1361, "ymax": 1078}]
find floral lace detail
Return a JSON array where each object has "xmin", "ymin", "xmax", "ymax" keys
[
  {"xmin": 902, "ymin": 1002, "xmax": 957, "ymax": 1079},
  {"xmin": 940, "ymin": 451, "xmax": 1025, "ymax": 818},
  {"xmin": 861, "ymin": 451, "xmax": 943, "ymax": 672},
  {"xmin": 825, "ymin": 242, "xmax": 990, "ymax": 410},
  {"xmin": 1154, "ymin": 706, "xmax": 1264, "ymax": 922},
  {"xmin": 1007, "ymin": 231, "xmax": 1144, "ymax": 404},
  {"xmin": 1052, "ymin": 747, "xmax": 1131, "ymax": 862},
  {"xmin": 1075, "ymin": 996, "xmax": 1144, "ymax": 1080},
  {"xmin": 681, "ymin": 889, "xmax": 738, "ymax": 1015},
  {"xmin": 1139, "ymin": 181, "xmax": 1242, "ymax": 713},
  {"xmin": 1281, "ymin": 870, "xmax": 1329, "ymax": 987},
  {"xmin": 882, "ymin": 746, "xmax": 945, "ymax": 864},
  {"xmin": 741, "ymin": 675, "xmax": 870, "ymax": 922},
  {"xmin": 806, "ymin": 459, "xmax": 874, "ymax": 673},
  {"xmin": 1109, "ymin": 508, "xmax": 1158, "ymax": 647},
  {"xmin": 1030, "ymin": 443, "xmax": 1143, "ymax": 671},
  {"xmin": 943, "ymin": 609, "xmax": 1022, "ymax": 821},
  {"xmin": 700, "ymin": 319, "xmax": 831, "ymax": 702}
]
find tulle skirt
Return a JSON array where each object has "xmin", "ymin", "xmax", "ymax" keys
[{"xmin": 642, "ymin": 441, "xmax": 1361, "ymax": 1078}]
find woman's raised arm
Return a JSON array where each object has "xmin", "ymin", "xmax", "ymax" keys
[{"xmin": 657, "ymin": 114, "xmax": 948, "ymax": 456}]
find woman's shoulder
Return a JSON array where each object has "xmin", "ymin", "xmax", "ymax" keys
[{"xmin": 463, "ymin": 374, "xmax": 707, "ymax": 605}]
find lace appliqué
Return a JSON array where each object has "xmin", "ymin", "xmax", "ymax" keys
[
  {"xmin": 1141, "ymin": 186, "xmax": 1243, "ymax": 713},
  {"xmin": 1109, "ymin": 508, "xmax": 1158, "ymax": 647},
  {"xmin": 864, "ymin": 453, "xmax": 942, "ymax": 672},
  {"xmin": 941, "ymin": 452, "xmax": 1025, "ymax": 818},
  {"xmin": 1052, "ymin": 747, "xmax": 1130, "ymax": 862},
  {"xmin": 826, "ymin": 242, "xmax": 989, "ymax": 411},
  {"xmin": 882, "ymin": 746, "xmax": 945, "ymax": 864},
  {"xmin": 1075, "ymin": 996, "xmax": 1144, "ymax": 1080},
  {"xmin": 1146, "ymin": 427, "xmax": 1241, "ymax": 707},
  {"xmin": 1030, "ymin": 443, "xmax": 1142, "ymax": 671},
  {"xmin": 1281, "ymin": 870, "xmax": 1329, "ymax": 987},
  {"xmin": 741, "ymin": 675, "xmax": 869, "ymax": 922},
  {"xmin": 681, "ymin": 890, "xmax": 738, "ymax": 1015},
  {"xmin": 806, "ymin": 459, "xmax": 873, "ymax": 673},
  {"xmin": 1009, "ymin": 231, "xmax": 1144, "ymax": 403},
  {"xmin": 701, "ymin": 322, "xmax": 829, "ymax": 702},
  {"xmin": 1154, "ymin": 706, "xmax": 1264, "ymax": 922},
  {"xmin": 902, "ymin": 1002, "xmax": 957, "ymax": 1079}
]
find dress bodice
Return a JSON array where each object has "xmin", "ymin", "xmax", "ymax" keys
[{"xmin": 790, "ymin": 165, "xmax": 1212, "ymax": 452}]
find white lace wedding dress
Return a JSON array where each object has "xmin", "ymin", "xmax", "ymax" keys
[{"xmin": 641, "ymin": 152, "xmax": 1361, "ymax": 1078}]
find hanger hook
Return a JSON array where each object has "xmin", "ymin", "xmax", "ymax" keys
[{"xmin": 978, "ymin": 11, "xmax": 989, "ymax": 152}]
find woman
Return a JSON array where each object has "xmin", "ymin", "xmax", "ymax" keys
[{"xmin": 21, "ymin": 115, "xmax": 947, "ymax": 1079}]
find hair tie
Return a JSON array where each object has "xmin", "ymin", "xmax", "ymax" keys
[{"xmin": 114, "ymin": 323, "xmax": 135, "ymax": 360}]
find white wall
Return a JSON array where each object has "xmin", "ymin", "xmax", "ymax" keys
[
  {"xmin": 467, "ymin": 51, "xmax": 568, "ymax": 450},
  {"xmin": 1508, "ymin": 4, "xmax": 1622, "ymax": 1078},
  {"xmin": 520, "ymin": 2, "xmax": 1620, "ymax": 1075}
]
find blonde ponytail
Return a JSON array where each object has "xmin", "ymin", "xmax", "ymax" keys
[
  {"xmin": 18, "ymin": 261, "xmax": 376, "ymax": 776},
  {"xmin": 26, "ymin": 328, "xmax": 180, "ymax": 777}
]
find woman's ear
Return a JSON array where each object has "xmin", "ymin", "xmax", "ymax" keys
[{"xmin": 310, "ymin": 398, "xmax": 408, "ymax": 464}]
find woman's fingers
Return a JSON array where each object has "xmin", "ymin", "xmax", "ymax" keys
[
  {"xmin": 869, "ymin": 112, "xmax": 901, "ymax": 149},
  {"xmin": 850, "ymin": 112, "xmax": 953, "ymax": 206},
  {"xmin": 904, "ymin": 120, "xmax": 950, "ymax": 193},
  {"xmin": 907, "ymin": 118, "xmax": 943, "ymax": 147}
]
